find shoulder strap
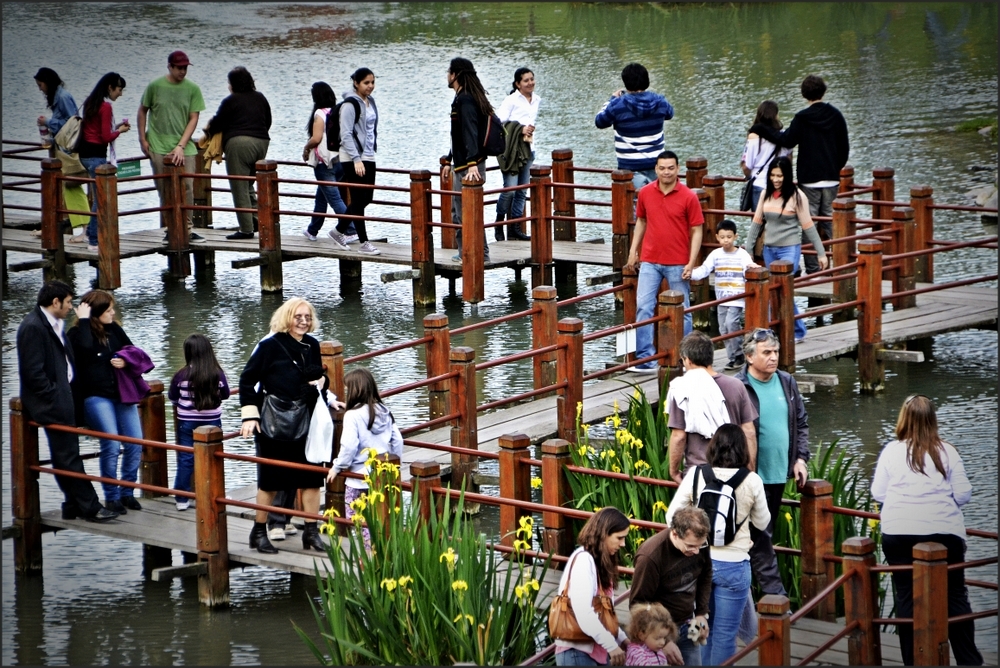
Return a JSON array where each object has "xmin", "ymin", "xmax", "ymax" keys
[
  {"xmin": 691, "ymin": 465, "xmax": 704, "ymax": 505},
  {"xmin": 724, "ymin": 467, "xmax": 752, "ymax": 490},
  {"xmin": 559, "ymin": 549, "xmax": 581, "ymax": 597},
  {"xmin": 751, "ymin": 146, "xmax": 777, "ymax": 180}
]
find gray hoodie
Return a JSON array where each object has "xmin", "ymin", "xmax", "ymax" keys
[
  {"xmin": 338, "ymin": 90, "xmax": 377, "ymax": 163},
  {"xmin": 331, "ymin": 402, "xmax": 403, "ymax": 488}
]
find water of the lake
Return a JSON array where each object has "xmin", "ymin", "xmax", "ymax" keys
[{"xmin": 2, "ymin": 3, "xmax": 996, "ymax": 664}]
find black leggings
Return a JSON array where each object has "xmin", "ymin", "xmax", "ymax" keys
[
  {"xmin": 882, "ymin": 533, "xmax": 982, "ymax": 666},
  {"xmin": 336, "ymin": 160, "xmax": 376, "ymax": 242}
]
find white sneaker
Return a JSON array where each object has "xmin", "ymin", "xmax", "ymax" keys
[
  {"xmin": 344, "ymin": 234, "xmax": 359, "ymax": 245},
  {"xmin": 268, "ymin": 526, "xmax": 286, "ymax": 541},
  {"xmin": 176, "ymin": 499, "xmax": 189, "ymax": 511},
  {"xmin": 284, "ymin": 524, "xmax": 298, "ymax": 536},
  {"xmin": 358, "ymin": 241, "xmax": 380, "ymax": 255},
  {"xmin": 327, "ymin": 229, "xmax": 349, "ymax": 249},
  {"xmin": 302, "ymin": 228, "xmax": 317, "ymax": 241}
]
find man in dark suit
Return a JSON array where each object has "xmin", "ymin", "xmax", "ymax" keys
[{"xmin": 16, "ymin": 281, "xmax": 117, "ymax": 522}]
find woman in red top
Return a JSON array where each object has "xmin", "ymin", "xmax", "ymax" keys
[{"xmin": 78, "ymin": 72, "xmax": 130, "ymax": 249}]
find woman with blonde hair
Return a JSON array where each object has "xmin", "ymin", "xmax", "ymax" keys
[
  {"xmin": 239, "ymin": 297, "xmax": 331, "ymax": 554},
  {"xmin": 871, "ymin": 395, "xmax": 982, "ymax": 666}
]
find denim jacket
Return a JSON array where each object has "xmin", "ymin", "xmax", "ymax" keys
[{"xmin": 47, "ymin": 85, "xmax": 79, "ymax": 137}]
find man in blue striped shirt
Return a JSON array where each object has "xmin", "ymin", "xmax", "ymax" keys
[{"xmin": 595, "ymin": 63, "xmax": 675, "ymax": 191}]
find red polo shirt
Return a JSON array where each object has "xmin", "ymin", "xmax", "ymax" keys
[{"xmin": 635, "ymin": 181, "xmax": 704, "ymax": 265}]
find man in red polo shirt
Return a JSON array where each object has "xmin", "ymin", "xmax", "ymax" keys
[{"xmin": 625, "ymin": 151, "xmax": 704, "ymax": 371}]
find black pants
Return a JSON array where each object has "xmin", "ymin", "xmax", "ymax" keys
[
  {"xmin": 335, "ymin": 160, "xmax": 376, "ymax": 243},
  {"xmin": 46, "ymin": 427, "xmax": 102, "ymax": 516},
  {"xmin": 749, "ymin": 482, "xmax": 788, "ymax": 596},
  {"xmin": 882, "ymin": 533, "xmax": 982, "ymax": 666}
]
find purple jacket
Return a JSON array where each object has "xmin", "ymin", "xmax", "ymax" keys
[{"xmin": 113, "ymin": 344, "xmax": 155, "ymax": 404}]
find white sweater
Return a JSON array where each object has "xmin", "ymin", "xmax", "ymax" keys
[
  {"xmin": 871, "ymin": 439, "xmax": 971, "ymax": 539},
  {"xmin": 554, "ymin": 547, "xmax": 628, "ymax": 655},
  {"xmin": 331, "ymin": 403, "xmax": 403, "ymax": 489}
]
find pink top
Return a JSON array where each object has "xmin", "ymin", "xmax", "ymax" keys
[{"xmin": 625, "ymin": 643, "xmax": 668, "ymax": 666}]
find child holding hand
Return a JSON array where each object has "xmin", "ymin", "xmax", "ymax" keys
[{"xmin": 626, "ymin": 602, "xmax": 679, "ymax": 666}]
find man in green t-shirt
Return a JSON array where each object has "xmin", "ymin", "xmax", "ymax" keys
[{"xmin": 137, "ymin": 50, "xmax": 206, "ymax": 243}]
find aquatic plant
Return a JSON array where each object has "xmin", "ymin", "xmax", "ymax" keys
[{"xmin": 296, "ymin": 452, "xmax": 549, "ymax": 665}]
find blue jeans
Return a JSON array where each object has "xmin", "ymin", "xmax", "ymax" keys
[
  {"xmin": 632, "ymin": 168, "xmax": 657, "ymax": 192},
  {"xmin": 675, "ymin": 622, "xmax": 703, "ymax": 666},
  {"xmin": 704, "ymin": 559, "xmax": 752, "ymax": 665},
  {"xmin": 307, "ymin": 162, "xmax": 348, "ymax": 235},
  {"xmin": 80, "ymin": 157, "xmax": 107, "ymax": 246},
  {"xmin": 555, "ymin": 648, "xmax": 604, "ymax": 666},
  {"xmin": 762, "ymin": 244, "xmax": 807, "ymax": 340},
  {"xmin": 83, "ymin": 395, "xmax": 142, "ymax": 502},
  {"xmin": 718, "ymin": 305, "xmax": 744, "ymax": 363},
  {"xmin": 635, "ymin": 263, "xmax": 691, "ymax": 367},
  {"xmin": 174, "ymin": 418, "xmax": 221, "ymax": 502},
  {"xmin": 496, "ymin": 152, "xmax": 534, "ymax": 221}
]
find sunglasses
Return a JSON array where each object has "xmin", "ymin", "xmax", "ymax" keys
[
  {"xmin": 903, "ymin": 394, "xmax": 930, "ymax": 406},
  {"xmin": 750, "ymin": 328, "xmax": 775, "ymax": 342}
]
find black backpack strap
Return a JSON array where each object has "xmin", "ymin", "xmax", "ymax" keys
[
  {"xmin": 725, "ymin": 467, "xmax": 753, "ymax": 533},
  {"xmin": 347, "ymin": 98, "xmax": 363, "ymax": 155}
]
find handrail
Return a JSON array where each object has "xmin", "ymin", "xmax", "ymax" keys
[
  {"xmin": 884, "ymin": 274, "xmax": 997, "ymax": 302},
  {"xmin": 399, "ymin": 412, "xmax": 461, "ymax": 436},
  {"xmin": 789, "ymin": 569, "xmax": 855, "ymax": 624},
  {"xmin": 883, "ymin": 235, "xmax": 997, "ymax": 262},
  {"xmin": 563, "ymin": 464, "xmax": 678, "ymax": 489},
  {"xmin": 29, "ymin": 464, "xmax": 195, "ymax": 499},
  {"xmin": 475, "ymin": 343, "xmax": 562, "ymax": 372},
  {"xmin": 717, "ymin": 630, "xmax": 775, "ymax": 666},
  {"xmin": 478, "ymin": 381, "xmax": 567, "ymax": 412},
  {"xmin": 452, "ymin": 307, "xmax": 540, "ymax": 336},
  {"xmin": 795, "ymin": 619, "xmax": 860, "ymax": 667},
  {"xmin": 343, "ymin": 335, "xmax": 433, "ymax": 365},
  {"xmin": 403, "ymin": 438, "xmax": 500, "ymax": 460}
]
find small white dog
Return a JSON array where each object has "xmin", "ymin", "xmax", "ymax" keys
[{"xmin": 687, "ymin": 617, "xmax": 709, "ymax": 646}]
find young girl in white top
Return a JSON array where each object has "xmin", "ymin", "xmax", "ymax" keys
[
  {"xmin": 494, "ymin": 67, "xmax": 540, "ymax": 241},
  {"xmin": 326, "ymin": 368, "xmax": 403, "ymax": 551},
  {"xmin": 871, "ymin": 395, "xmax": 981, "ymax": 666}
]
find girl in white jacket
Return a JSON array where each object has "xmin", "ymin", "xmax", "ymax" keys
[{"xmin": 326, "ymin": 368, "xmax": 403, "ymax": 549}]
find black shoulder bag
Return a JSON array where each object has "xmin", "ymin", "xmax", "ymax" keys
[{"xmin": 739, "ymin": 142, "xmax": 777, "ymax": 212}]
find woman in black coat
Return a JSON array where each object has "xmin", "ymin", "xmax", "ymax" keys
[{"xmin": 239, "ymin": 297, "xmax": 329, "ymax": 554}]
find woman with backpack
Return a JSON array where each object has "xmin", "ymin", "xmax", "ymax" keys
[
  {"xmin": 664, "ymin": 423, "xmax": 770, "ymax": 665},
  {"xmin": 301, "ymin": 81, "xmax": 349, "ymax": 243},
  {"xmin": 327, "ymin": 68, "xmax": 380, "ymax": 256}
]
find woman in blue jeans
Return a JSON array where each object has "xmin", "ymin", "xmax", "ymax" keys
[
  {"xmin": 744, "ymin": 156, "xmax": 827, "ymax": 341},
  {"xmin": 168, "ymin": 334, "xmax": 230, "ymax": 511},
  {"xmin": 666, "ymin": 424, "xmax": 770, "ymax": 665},
  {"xmin": 77, "ymin": 72, "xmax": 130, "ymax": 250},
  {"xmin": 67, "ymin": 290, "xmax": 143, "ymax": 514},
  {"xmin": 301, "ymin": 81, "xmax": 349, "ymax": 242},
  {"xmin": 494, "ymin": 67, "xmax": 540, "ymax": 241}
]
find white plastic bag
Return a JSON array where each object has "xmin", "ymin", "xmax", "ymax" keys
[{"xmin": 304, "ymin": 388, "xmax": 334, "ymax": 463}]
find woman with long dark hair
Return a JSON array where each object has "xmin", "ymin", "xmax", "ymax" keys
[
  {"xmin": 872, "ymin": 395, "xmax": 982, "ymax": 666},
  {"xmin": 744, "ymin": 156, "xmax": 828, "ymax": 341},
  {"xmin": 494, "ymin": 67, "xmax": 540, "ymax": 241},
  {"xmin": 35, "ymin": 67, "xmax": 77, "ymax": 141},
  {"xmin": 77, "ymin": 72, "xmax": 130, "ymax": 249},
  {"xmin": 554, "ymin": 507, "xmax": 630, "ymax": 666},
  {"xmin": 67, "ymin": 290, "xmax": 144, "ymax": 515},
  {"xmin": 301, "ymin": 81, "xmax": 349, "ymax": 243},
  {"xmin": 327, "ymin": 68, "xmax": 381, "ymax": 255},
  {"xmin": 740, "ymin": 100, "xmax": 791, "ymax": 212}
]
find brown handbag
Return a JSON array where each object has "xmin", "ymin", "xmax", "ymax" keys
[{"xmin": 548, "ymin": 551, "xmax": 620, "ymax": 642}]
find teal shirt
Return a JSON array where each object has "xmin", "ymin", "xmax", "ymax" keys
[{"xmin": 747, "ymin": 373, "xmax": 789, "ymax": 484}]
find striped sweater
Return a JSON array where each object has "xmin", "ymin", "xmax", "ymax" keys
[
  {"xmin": 168, "ymin": 367, "xmax": 230, "ymax": 422},
  {"xmin": 595, "ymin": 90, "xmax": 674, "ymax": 171}
]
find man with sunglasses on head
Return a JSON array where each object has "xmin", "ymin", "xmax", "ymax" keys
[{"xmin": 734, "ymin": 328, "xmax": 812, "ymax": 597}]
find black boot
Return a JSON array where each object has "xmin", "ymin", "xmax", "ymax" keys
[
  {"xmin": 508, "ymin": 223, "xmax": 530, "ymax": 241},
  {"xmin": 494, "ymin": 216, "xmax": 506, "ymax": 241},
  {"xmin": 250, "ymin": 521, "xmax": 278, "ymax": 554},
  {"xmin": 302, "ymin": 522, "xmax": 325, "ymax": 552}
]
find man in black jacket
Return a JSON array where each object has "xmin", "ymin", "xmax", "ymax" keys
[
  {"xmin": 751, "ymin": 74, "xmax": 849, "ymax": 274},
  {"xmin": 16, "ymin": 281, "xmax": 117, "ymax": 522},
  {"xmin": 734, "ymin": 328, "xmax": 811, "ymax": 596},
  {"xmin": 441, "ymin": 57, "xmax": 490, "ymax": 262}
]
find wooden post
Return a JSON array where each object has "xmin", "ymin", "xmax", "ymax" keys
[
  {"xmin": 439, "ymin": 156, "xmax": 457, "ymax": 249},
  {"xmin": 320, "ymin": 340, "xmax": 345, "ymax": 402},
  {"xmin": 832, "ymin": 198, "xmax": 857, "ymax": 320},
  {"xmin": 193, "ymin": 425, "xmax": 229, "ymax": 607},
  {"xmin": 530, "ymin": 165, "xmax": 554, "ymax": 288},
  {"xmin": 743, "ymin": 266, "xmax": 771, "ymax": 332},
  {"xmin": 541, "ymin": 438, "xmax": 574, "ymax": 560},
  {"xmin": 692, "ymin": 187, "xmax": 711, "ymax": 331},
  {"xmin": 891, "ymin": 207, "xmax": 917, "ymax": 310},
  {"xmin": 191, "ymin": 151, "xmax": 215, "ymax": 276},
  {"xmin": 94, "ymin": 164, "xmax": 121, "ymax": 290},
  {"xmin": 461, "ymin": 173, "xmax": 485, "ymax": 303},
  {"xmin": 910, "ymin": 185, "xmax": 933, "ymax": 283},
  {"xmin": 9, "ymin": 397, "xmax": 42, "ymax": 574},
  {"xmin": 163, "ymin": 163, "xmax": 191, "ymax": 278},
  {"xmin": 799, "ymin": 480, "xmax": 836, "ymax": 621},
  {"xmin": 449, "ymin": 347, "xmax": 479, "ymax": 490},
  {"xmin": 842, "ymin": 537, "xmax": 882, "ymax": 666},
  {"xmin": 40, "ymin": 158, "xmax": 67, "ymax": 282},
  {"xmin": 556, "ymin": 318, "xmax": 584, "ymax": 443},
  {"xmin": 410, "ymin": 169, "xmax": 436, "ymax": 306},
  {"xmin": 423, "ymin": 314, "xmax": 451, "ymax": 422},
  {"xmin": 839, "ymin": 165, "xmax": 855, "ymax": 195},
  {"xmin": 702, "ymin": 174, "xmax": 725, "ymax": 241},
  {"xmin": 685, "ymin": 156, "xmax": 707, "ymax": 190},
  {"xmin": 551, "ymin": 148, "xmax": 577, "ymax": 283},
  {"xmin": 411, "ymin": 461, "xmax": 442, "ymax": 527},
  {"xmin": 912, "ymin": 542, "xmax": 950, "ymax": 667},
  {"xmin": 757, "ymin": 595, "xmax": 791, "ymax": 666},
  {"xmin": 498, "ymin": 433, "xmax": 532, "ymax": 553},
  {"xmin": 531, "ymin": 286, "xmax": 558, "ymax": 395},
  {"xmin": 656, "ymin": 290, "xmax": 685, "ymax": 387},
  {"xmin": 255, "ymin": 160, "xmax": 282, "ymax": 293},
  {"xmin": 611, "ymin": 169, "xmax": 633, "ymax": 307},
  {"xmin": 857, "ymin": 240, "xmax": 885, "ymax": 393},
  {"xmin": 767, "ymin": 260, "xmax": 795, "ymax": 372},
  {"xmin": 872, "ymin": 167, "xmax": 896, "ymax": 224},
  {"xmin": 137, "ymin": 379, "xmax": 167, "ymax": 498}
]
